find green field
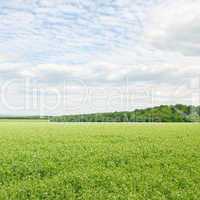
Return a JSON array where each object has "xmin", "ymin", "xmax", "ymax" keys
[{"xmin": 0, "ymin": 122, "xmax": 199, "ymax": 199}]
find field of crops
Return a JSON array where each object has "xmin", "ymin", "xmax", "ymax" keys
[{"xmin": 0, "ymin": 121, "xmax": 199, "ymax": 199}]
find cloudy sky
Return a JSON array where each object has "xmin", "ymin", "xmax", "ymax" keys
[{"xmin": 0, "ymin": 0, "xmax": 199, "ymax": 115}]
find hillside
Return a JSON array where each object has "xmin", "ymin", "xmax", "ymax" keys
[{"xmin": 49, "ymin": 104, "xmax": 200, "ymax": 122}]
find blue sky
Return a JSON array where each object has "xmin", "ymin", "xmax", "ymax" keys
[{"xmin": 0, "ymin": 0, "xmax": 199, "ymax": 115}]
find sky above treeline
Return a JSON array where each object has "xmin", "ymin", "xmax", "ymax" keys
[{"xmin": 0, "ymin": 0, "xmax": 199, "ymax": 115}]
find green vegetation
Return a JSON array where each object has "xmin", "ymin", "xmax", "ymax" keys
[
  {"xmin": 0, "ymin": 122, "xmax": 200, "ymax": 199},
  {"xmin": 50, "ymin": 104, "xmax": 200, "ymax": 122}
]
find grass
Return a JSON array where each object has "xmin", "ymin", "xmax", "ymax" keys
[{"xmin": 0, "ymin": 122, "xmax": 199, "ymax": 199}]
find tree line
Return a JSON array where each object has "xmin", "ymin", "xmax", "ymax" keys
[{"xmin": 49, "ymin": 104, "xmax": 200, "ymax": 122}]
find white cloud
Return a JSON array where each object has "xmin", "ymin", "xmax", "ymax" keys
[
  {"xmin": 145, "ymin": 0, "xmax": 200, "ymax": 56},
  {"xmin": 0, "ymin": 0, "xmax": 200, "ymax": 114}
]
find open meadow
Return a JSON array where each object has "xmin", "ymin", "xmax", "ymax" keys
[{"xmin": 0, "ymin": 121, "xmax": 199, "ymax": 199}]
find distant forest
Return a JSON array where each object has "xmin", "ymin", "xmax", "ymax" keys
[
  {"xmin": 49, "ymin": 104, "xmax": 200, "ymax": 122},
  {"xmin": 0, "ymin": 116, "xmax": 48, "ymax": 120}
]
